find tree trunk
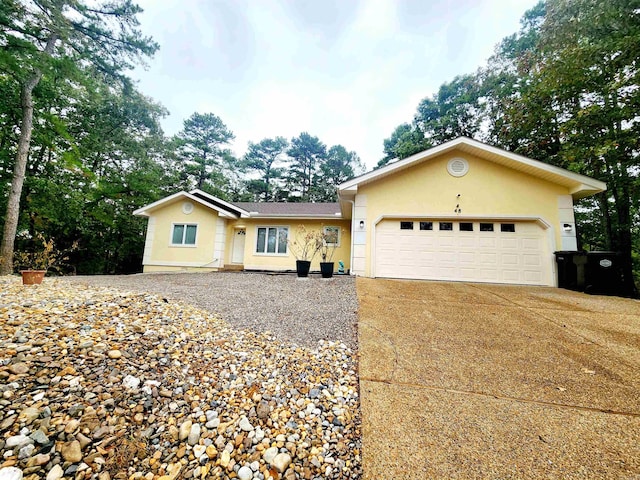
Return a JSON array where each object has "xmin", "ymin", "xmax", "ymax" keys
[
  {"xmin": 0, "ymin": 35, "xmax": 57, "ymax": 275},
  {"xmin": 596, "ymin": 192, "xmax": 613, "ymax": 251},
  {"xmin": 612, "ymin": 178, "xmax": 638, "ymax": 297},
  {"xmin": 264, "ymin": 169, "xmax": 271, "ymax": 201}
]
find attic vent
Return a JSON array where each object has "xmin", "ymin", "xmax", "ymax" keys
[
  {"xmin": 447, "ymin": 157, "xmax": 469, "ymax": 177},
  {"xmin": 182, "ymin": 201, "xmax": 194, "ymax": 214}
]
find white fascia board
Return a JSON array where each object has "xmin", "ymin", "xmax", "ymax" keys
[
  {"xmin": 339, "ymin": 186, "xmax": 358, "ymax": 195},
  {"xmin": 467, "ymin": 140, "xmax": 607, "ymax": 193},
  {"xmin": 133, "ymin": 191, "xmax": 188, "ymax": 216},
  {"xmin": 133, "ymin": 191, "xmax": 239, "ymax": 219},
  {"xmin": 248, "ymin": 214, "xmax": 343, "ymax": 220}
]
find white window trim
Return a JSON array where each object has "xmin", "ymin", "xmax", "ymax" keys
[
  {"xmin": 255, "ymin": 225, "xmax": 289, "ymax": 256},
  {"xmin": 170, "ymin": 223, "xmax": 198, "ymax": 247},
  {"xmin": 323, "ymin": 226, "xmax": 341, "ymax": 247}
]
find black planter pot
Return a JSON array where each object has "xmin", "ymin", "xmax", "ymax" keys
[
  {"xmin": 320, "ymin": 262, "xmax": 334, "ymax": 278},
  {"xmin": 296, "ymin": 260, "xmax": 311, "ymax": 278}
]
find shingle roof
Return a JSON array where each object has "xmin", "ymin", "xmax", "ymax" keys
[{"xmin": 232, "ymin": 202, "xmax": 341, "ymax": 216}]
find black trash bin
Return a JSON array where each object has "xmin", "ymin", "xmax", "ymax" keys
[
  {"xmin": 554, "ymin": 251, "xmax": 586, "ymax": 291},
  {"xmin": 584, "ymin": 251, "xmax": 623, "ymax": 296}
]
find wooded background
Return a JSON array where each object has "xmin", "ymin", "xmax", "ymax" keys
[{"xmin": 0, "ymin": 1, "xmax": 637, "ymax": 294}]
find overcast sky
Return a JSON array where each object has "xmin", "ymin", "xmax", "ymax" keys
[{"xmin": 132, "ymin": 0, "xmax": 539, "ymax": 170}]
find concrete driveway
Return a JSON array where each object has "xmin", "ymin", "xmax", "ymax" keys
[{"xmin": 357, "ymin": 278, "xmax": 640, "ymax": 479}]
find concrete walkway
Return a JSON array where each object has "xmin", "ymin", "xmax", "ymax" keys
[{"xmin": 357, "ymin": 278, "xmax": 640, "ymax": 479}]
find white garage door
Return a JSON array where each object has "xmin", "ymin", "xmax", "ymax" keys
[{"xmin": 375, "ymin": 219, "xmax": 550, "ymax": 285}]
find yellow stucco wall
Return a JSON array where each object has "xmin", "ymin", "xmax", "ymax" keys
[
  {"xmin": 143, "ymin": 265, "xmax": 218, "ymax": 273},
  {"xmin": 356, "ymin": 151, "xmax": 570, "ymax": 276},
  {"xmin": 142, "ymin": 199, "xmax": 219, "ymax": 272},
  {"xmin": 226, "ymin": 219, "xmax": 352, "ymax": 272}
]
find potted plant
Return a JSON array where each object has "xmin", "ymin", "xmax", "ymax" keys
[
  {"xmin": 288, "ymin": 225, "xmax": 322, "ymax": 277},
  {"xmin": 319, "ymin": 227, "xmax": 341, "ymax": 279},
  {"xmin": 13, "ymin": 233, "xmax": 77, "ymax": 285}
]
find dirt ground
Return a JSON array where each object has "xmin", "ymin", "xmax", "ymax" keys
[{"xmin": 357, "ymin": 278, "xmax": 640, "ymax": 479}]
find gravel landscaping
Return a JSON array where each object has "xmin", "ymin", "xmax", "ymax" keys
[
  {"xmin": 60, "ymin": 272, "xmax": 358, "ymax": 350},
  {"xmin": 0, "ymin": 276, "xmax": 361, "ymax": 480}
]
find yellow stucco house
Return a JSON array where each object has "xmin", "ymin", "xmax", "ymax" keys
[{"xmin": 134, "ymin": 137, "xmax": 606, "ymax": 286}]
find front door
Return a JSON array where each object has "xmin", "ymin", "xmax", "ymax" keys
[{"xmin": 232, "ymin": 229, "xmax": 246, "ymax": 263}]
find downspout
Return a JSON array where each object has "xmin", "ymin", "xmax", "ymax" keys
[{"xmin": 346, "ymin": 199, "xmax": 355, "ymax": 275}]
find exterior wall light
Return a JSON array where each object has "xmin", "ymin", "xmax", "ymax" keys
[
  {"xmin": 359, "ymin": 220, "xmax": 365, "ymax": 229},
  {"xmin": 563, "ymin": 223, "xmax": 573, "ymax": 232}
]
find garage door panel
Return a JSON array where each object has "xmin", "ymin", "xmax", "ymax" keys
[
  {"xmin": 479, "ymin": 238, "xmax": 497, "ymax": 248},
  {"xmin": 438, "ymin": 254, "xmax": 458, "ymax": 265},
  {"xmin": 417, "ymin": 253, "xmax": 436, "ymax": 266},
  {"xmin": 523, "ymin": 254, "xmax": 541, "ymax": 266},
  {"xmin": 459, "ymin": 252, "xmax": 476, "ymax": 264},
  {"xmin": 459, "ymin": 268, "xmax": 478, "ymax": 279},
  {"xmin": 416, "ymin": 266, "xmax": 437, "ymax": 277},
  {"xmin": 375, "ymin": 219, "xmax": 550, "ymax": 285},
  {"xmin": 437, "ymin": 267, "xmax": 457, "ymax": 279},
  {"xmin": 459, "ymin": 237, "xmax": 477, "ymax": 248},
  {"xmin": 501, "ymin": 254, "xmax": 519, "ymax": 265},
  {"xmin": 502, "ymin": 269, "xmax": 521, "ymax": 282},
  {"xmin": 397, "ymin": 238, "xmax": 418, "ymax": 248},
  {"xmin": 522, "ymin": 237, "xmax": 542, "ymax": 250},
  {"xmin": 480, "ymin": 253, "xmax": 497, "ymax": 265},
  {"xmin": 437, "ymin": 236, "xmax": 455, "ymax": 247},
  {"xmin": 501, "ymin": 238, "xmax": 518, "ymax": 249},
  {"xmin": 523, "ymin": 270, "xmax": 542, "ymax": 282},
  {"xmin": 480, "ymin": 269, "xmax": 499, "ymax": 281}
]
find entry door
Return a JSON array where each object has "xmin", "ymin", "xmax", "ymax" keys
[{"xmin": 232, "ymin": 229, "xmax": 246, "ymax": 263}]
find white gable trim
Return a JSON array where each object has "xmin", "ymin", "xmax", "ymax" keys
[
  {"xmin": 339, "ymin": 137, "xmax": 606, "ymax": 199},
  {"xmin": 189, "ymin": 189, "xmax": 251, "ymax": 217},
  {"xmin": 133, "ymin": 191, "xmax": 239, "ymax": 219}
]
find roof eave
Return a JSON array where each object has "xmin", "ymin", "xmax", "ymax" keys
[
  {"xmin": 570, "ymin": 183, "xmax": 607, "ymax": 200},
  {"xmin": 338, "ymin": 186, "xmax": 357, "ymax": 196},
  {"xmin": 133, "ymin": 191, "xmax": 188, "ymax": 217},
  {"xmin": 133, "ymin": 191, "xmax": 240, "ymax": 219},
  {"xmin": 190, "ymin": 189, "xmax": 250, "ymax": 217},
  {"xmin": 338, "ymin": 137, "xmax": 606, "ymax": 200},
  {"xmin": 247, "ymin": 214, "xmax": 343, "ymax": 220}
]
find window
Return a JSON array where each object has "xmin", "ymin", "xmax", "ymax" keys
[
  {"xmin": 501, "ymin": 223, "xmax": 516, "ymax": 232},
  {"xmin": 256, "ymin": 227, "xmax": 288, "ymax": 254},
  {"xmin": 323, "ymin": 226, "xmax": 340, "ymax": 246},
  {"xmin": 172, "ymin": 224, "xmax": 197, "ymax": 245},
  {"xmin": 400, "ymin": 222, "xmax": 414, "ymax": 230},
  {"xmin": 480, "ymin": 223, "xmax": 494, "ymax": 232},
  {"xmin": 419, "ymin": 221, "xmax": 433, "ymax": 231},
  {"xmin": 439, "ymin": 222, "xmax": 453, "ymax": 231},
  {"xmin": 459, "ymin": 222, "xmax": 473, "ymax": 231}
]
